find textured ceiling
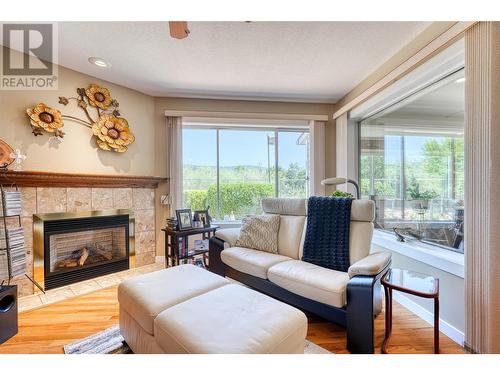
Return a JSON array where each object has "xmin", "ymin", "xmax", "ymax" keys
[{"xmin": 51, "ymin": 22, "xmax": 428, "ymax": 101}]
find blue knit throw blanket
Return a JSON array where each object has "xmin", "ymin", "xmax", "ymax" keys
[{"xmin": 302, "ymin": 196, "xmax": 352, "ymax": 272}]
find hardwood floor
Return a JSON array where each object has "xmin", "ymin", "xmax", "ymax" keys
[
  {"xmin": 0, "ymin": 285, "xmax": 465, "ymax": 354},
  {"xmin": 307, "ymin": 304, "xmax": 465, "ymax": 354}
]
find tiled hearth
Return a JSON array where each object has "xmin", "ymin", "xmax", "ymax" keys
[
  {"xmin": 1, "ymin": 186, "xmax": 157, "ymax": 297},
  {"xmin": 18, "ymin": 259, "xmax": 164, "ymax": 312}
]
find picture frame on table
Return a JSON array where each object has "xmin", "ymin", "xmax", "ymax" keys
[
  {"xmin": 193, "ymin": 210, "xmax": 211, "ymax": 228},
  {"xmin": 176, "ymin": 209, "xmax": 193, "ymax": 230}
]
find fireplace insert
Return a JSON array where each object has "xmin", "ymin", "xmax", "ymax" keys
[{"xmin": 34, "ymin": 210, "xmax": 134, "ymax": 291}]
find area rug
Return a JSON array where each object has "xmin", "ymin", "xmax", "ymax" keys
[{"xmin": 64, "ymin": 325, "xmax": 332, "ymax": 354}]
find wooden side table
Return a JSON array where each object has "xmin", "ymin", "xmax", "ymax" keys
[
  {"xmin": 162, "ymin": 226, "xmax": 218, "ymax": 268},
  {"xmin": 381, "ymin": 268, "xmax": 440, "ymax": 354}
]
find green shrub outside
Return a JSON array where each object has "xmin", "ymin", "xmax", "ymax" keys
[
  {"xmin": 184, "ymin": 182, "xmax": 274, "ymax": 219},
  {"xmin": 183, "ymin": 190, "xmax": 208, "ymax": 211}
]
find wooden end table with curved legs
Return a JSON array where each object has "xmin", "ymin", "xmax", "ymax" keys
[{"xmin": 381, "ymin": 268, "xmax": 440, "ymax": 354}]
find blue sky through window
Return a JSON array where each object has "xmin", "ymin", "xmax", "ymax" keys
[{"xmin": 182, "ymin": 128, "xmax": 308, "ymax": 169}]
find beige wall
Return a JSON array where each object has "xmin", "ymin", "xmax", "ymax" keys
[{"xmin": 1, "ymin": 48, "xmax": 158, "ymax": 177}]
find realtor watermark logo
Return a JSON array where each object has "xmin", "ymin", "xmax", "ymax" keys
[{"xmin": 1, "ymin": 23, "xmax": 58, "ymax": 90}]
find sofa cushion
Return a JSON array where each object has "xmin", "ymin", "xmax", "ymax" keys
[
  {"xmin": 221, "ymin": 247, "xmax": 291, "ymax": 279},
  {"xmin": 154, "ymin": 284, "xmax": 308, "ymax": 353},
  {"xmin": 118, "ymin": 265, "xmax": 229, "ymax": 335},
  {"xmin": 268, "ymin": 260, "xmax": 350, "ymax": 308},
  {"xmin": 351, "ymin": 199, "xmax": 375, "ymax": 222},
  {"xmin": 262, "ymin": 198, "xmax": 307, "ymax": 216},
  {"xmin": 235, "ymin": 214, "xmax": 280, "ymax": 253},
  {"xmin": 278, "ymin": 215, "xmax": 306, "ymax": 259},
  {"xmin": 215, "ymin": 228, "xmax": 241, "ymax": 247},
  {"xmin": 349, "ymin": 221, "xmax": 374, "ymax": 264}
]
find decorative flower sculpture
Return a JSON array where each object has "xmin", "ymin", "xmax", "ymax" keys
[
  {"xmin": 85, "ymin": 84, "xmax": 113, "ymax": 110},
  {"xmin": 27, "ymin": 83, "xmax": 135, "ymax": 153},
  {"xmin": 92, "ymin": 115, "xmax": 135, "ymax": 153},
  {"xmin": 26, "ymin": 103, "xmax": 65, "ymax": 137}
]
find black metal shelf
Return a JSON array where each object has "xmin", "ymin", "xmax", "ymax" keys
[
  {"xmin": 0, "ymin": 215, "xmax": 23, "ymax": 219},
  {"xmin": 0, "ymin": 175, "xmax": 43, "ymax": 292},
  {"xmin": 0, "ymin": 184, "xmax": 20, "ymax": 282},
  {"xmin": 162, "ymin": 226, "xmax": 218, "ymax": 267},
  {"xmin": 178, "ymin": 248, "xmax": 210, "ymax": 260}
]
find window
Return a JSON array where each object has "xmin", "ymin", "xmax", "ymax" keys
[
  {"xmin": 218, "ymin": 129, "xmax": 276, "ymax": 220},
  {"xmin": 278, "ymin": 131, "xmax": 309, "ymax": 198},
  {"xmin": 183, "ymin": 123, "xmax": 309, "ymax": 221},
  {"xmin": 359, "ymin": 69, "xmax": 465, "ymax": 252},
  {"xmin": 182, "ymin": 128, "xmax": 217, "ymax": 216}
]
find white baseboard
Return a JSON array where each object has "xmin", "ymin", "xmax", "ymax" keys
[{"xmin": 392, "ymin": 290, "xmax": 464, "ymax": 346}]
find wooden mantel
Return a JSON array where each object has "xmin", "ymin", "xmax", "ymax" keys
[{"xmin": 0, "ymin": 170, "xmax": 168, "ymax": 188}]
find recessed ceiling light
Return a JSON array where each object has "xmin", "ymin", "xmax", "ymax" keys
[
  {"xmin": 455, "ymin": 77, "xmax": 465, "ymax": 83},
  {"xmin": 88, "ymin": 57, "xmax": 111, "ymax": 68}
]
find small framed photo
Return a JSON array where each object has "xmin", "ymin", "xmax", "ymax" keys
[
  {"xmin": 194, "ymin": 210, "xmax": 211, "ymax": 228},
  {"xmin": 176, "ymin": 209, "xmax": 193, "ymax": 230},
  {"xmin": 194, "ymin": 239, "xmax": 209, "ymax": 251}
]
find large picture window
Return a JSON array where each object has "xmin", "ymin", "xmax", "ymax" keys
[
  {"xmin": 359, "ymin": 69, "xmax": 465, "ymax": 252},
  {"xmin": 183, "ymin": 123, "xmax": 309, "ymax": 221}
]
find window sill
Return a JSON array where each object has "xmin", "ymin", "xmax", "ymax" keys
[
  {"xmin": 372, "ymin": 230, "xmax": 464, "ymax": 278},
  {"xmin": 212, "ymin": 220, "xmax": 242, "ymax": 229}
]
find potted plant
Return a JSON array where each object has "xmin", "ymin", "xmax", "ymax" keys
[
  {"xmin": 406, "ymin": 178, "xmax": 438, "ymax": 210},
  {"xmin": 330, "ymin": 190, "xmax": 354, "ymax": 198}
]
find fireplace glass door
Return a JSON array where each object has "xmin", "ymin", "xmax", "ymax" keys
[
  {"xmin": 49, "ymin": 226, "xmax": 127, "ymax": 272},
  {"xmin": 37, "ymin": 213, "xmax": 131, "ymax": 290}
]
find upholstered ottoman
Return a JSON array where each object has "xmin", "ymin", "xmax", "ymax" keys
[
  {"xmin": 154, "ymin": 284, "xmax": 308, "ymax": 354},
  {"xmin": 118, "ymin": 264, "xmax": 308, "ymax": 354},
  {"xmin": 118, "ymin": 264, "xmax": 229, "ymax": 353}
]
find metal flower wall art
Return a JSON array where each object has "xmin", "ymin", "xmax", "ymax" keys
[{"xmin": 26, "ymin": 84, "xmax": 135, "ymax": 153}]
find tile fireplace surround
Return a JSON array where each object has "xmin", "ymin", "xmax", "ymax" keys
[{"xmin": 1, "ymin": 186, "xmax": 157, "ymax": 297}]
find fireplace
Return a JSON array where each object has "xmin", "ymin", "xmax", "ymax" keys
[{"xmin": 33, "ymin": 210, "xmax": 134, "ymax": 291}]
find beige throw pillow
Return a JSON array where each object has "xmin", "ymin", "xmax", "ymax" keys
[{"xmin": 235, "ymin": 214, "xmax": 280, "ymax": 253}]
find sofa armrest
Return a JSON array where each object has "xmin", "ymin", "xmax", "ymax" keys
[
  {"xmin": 214, "ymin": 228, "xmax": 240, "ymax": 247},
  {"xmin": 346, "ymin": 252, "xmax": 390, "ymax": 353},
  {"xmin": 348, "ymin": 252, "xmax": 391, "ymax": 278}
]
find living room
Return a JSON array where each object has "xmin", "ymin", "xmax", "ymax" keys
[{"xmin": 1, "ymin": 1, "xmax": 499, "ymax": 373}]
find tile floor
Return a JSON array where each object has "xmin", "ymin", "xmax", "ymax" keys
[{"xmin": 18, "ymin": 260, "xmax": 164, "ymax": 313}]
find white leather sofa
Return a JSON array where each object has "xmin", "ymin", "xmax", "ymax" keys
[{"xmin": 209, "ymin": 198, "xmax": 391, "ymax": 354}]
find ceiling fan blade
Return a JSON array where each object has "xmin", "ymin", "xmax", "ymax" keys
[{"xmin": 169, "ymin": 21, "xmax": 190, "ymax": 39}]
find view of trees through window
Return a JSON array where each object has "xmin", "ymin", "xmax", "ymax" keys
[
  {"xmin": 183, "ymin": 126, "xmax": 309, "ymax": 220},
  {"xmin": 360, "ymin": 70, "xmax": 465, "ymax": 252}
]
